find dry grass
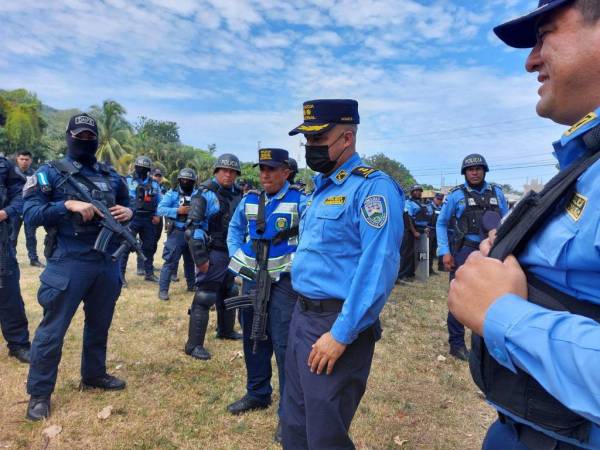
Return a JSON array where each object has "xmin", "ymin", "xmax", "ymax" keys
[{"xmin": 0, "ymin": 230, "xmax": 495, "ymax": 449}]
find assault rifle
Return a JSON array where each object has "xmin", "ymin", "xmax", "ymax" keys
[
  {"xmin": 0, "ymin": 186, "xmax": 11, "ymax": 289},
  {"xmin": 224, "ymin": 239, "xmax": 271, "ymax": 354},
  {"xmin": 56, "ymin": 167, "xmax": 146, "ymax": 262}
]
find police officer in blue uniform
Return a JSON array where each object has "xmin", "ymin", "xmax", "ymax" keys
[
  {"xmin": 157, "ymin": 168, "xmax": 200, "ymax": 300},
  {"xmin": 449, "ymin": 2, "xmax": 600, "ymax": 448},
  {"xmin": 428, "ymin": 192, "xmax": 444, "ymax": 274},
  {"xmin": 0, "ymin": 152, "xmax": 31, "ymax": 364},
  {"xmin": 121, "ymin": 155, "xmax": 162, "ymax": 283},
  {"xmin": 398, "ymin": 184, "xmax": 429, "ymax": 282},
  {"xmin": 23, "ymin": 113, "xmax": 132, "ymax": 420},
  {"xmin": 10, "ymin": 150, "xmax": 43, "ymax": 267},
  {"xmin": 139, "ymin": 168, "xmax": 168, "ymax": 277},
  {"xmin": 281, "ymin": 99, "xmax": 404, "ymax": 449},
  {"xmin": 437, "ymin": 154, "xmax": 508, "ymax": 361},
  {"xmin": 183, "ymin": 154, "xmax": 242, "ymax": 361},
  {"xmin": 226, "ymin": 148, "xmax": 305, "ymax": 442}
]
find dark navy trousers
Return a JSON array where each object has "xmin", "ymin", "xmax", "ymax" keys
[
  {"xmin": 281, "ymin": 302, "xmax": 379, "ymax": 450},
  {"xmin": 158, "ymin": 229, "xmax": 195, "ymax": 292},
  {"xmin": 482, "ymin": 419, "xmax": 583, "ymax": 450},
  {"xmin": 240, "ymin": 274, "xmax": 296, "ymax": 416},
  {"xmin": 0, "ymin": 251, "xmax": 30, "ymax": 351},
  {"xmin": 448, "ymin": 245, "xmax": 478, "ymax": 349},
  {"xmin": 121, "ymin": 215, "xmax": 156, "ymax": 276},
  {"xmin": 27, "ymin": 257, "xmax": 122, "ymax": 396},
  {"xmin": 10, "ymin": 216, "xmax": 39, "ymax": 261}
]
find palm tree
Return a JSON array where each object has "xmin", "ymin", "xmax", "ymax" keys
[{"xmin": 91, "ymin": 100, "xmax": 133, "ymax": 171}]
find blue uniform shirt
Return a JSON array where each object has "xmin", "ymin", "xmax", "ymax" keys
[
  {"xmin": 157, "ymin": 187, "xmax": 220, "ymax": 231},
  {"xmin": 227, "ymin": 181, "xmax": 307, "ymax": 257},
  {"xmin": 436, "ymin": 182, "xmax": 508, "ymax": 256},
  {"xmin": 125, "ymin": 175, "xmax": 162, "ymax": 215},
  {"xmin": 291, "ymin": 153, "xmax": 404, "ymax": 345},
  {"xmin": 483, "ymin": 109, "xmax": 600, "ymax": 448},
  {"xmin": 23, "ymin": 157, "xmax": 129, "ymax": 259}
]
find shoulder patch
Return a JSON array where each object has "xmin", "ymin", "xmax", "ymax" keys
[
  {"xmin": 352, "ymin": 166, "xmax": 379, "ymax": 178},
  {"xmin": 565, "ymin": 192, "xmax": 587, "ymax": 222},
  {"xmin": 361, "ymin": 195, "xmax": 388, "ymax": 228}
]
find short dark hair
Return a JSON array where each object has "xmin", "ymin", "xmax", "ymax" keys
[
  {"xmin": 575, "ymin": 0, "xmax": 600, "ymax": 23},
  {"xmin": 17, "ymin": 150, "xmax": 32, "ymax": 158}
]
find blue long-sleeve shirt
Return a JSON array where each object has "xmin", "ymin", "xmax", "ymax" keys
[
  {"xmin": 436, "ymin": 181, "xmax": 508, "ymax": 256},
  {"xmin": 483, "ymin": 108, "xmax": 600, "ymax": 448},
  {"xmin": 291, "ymin": 153, "xmax": 404, "ymax": 345}
]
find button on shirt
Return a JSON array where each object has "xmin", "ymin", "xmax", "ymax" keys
[
  {"xmin": 483, "ymin": 109, "xmax": 600, "ymax": 448},
  {"xmin": 291, "ymin": 153, "xmax": 404, "ymax": 345}
]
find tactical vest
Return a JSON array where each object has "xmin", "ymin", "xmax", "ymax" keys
[
  {"xmin": 470, "ymin": 130, "xmax": 600, "ymax": 444},
  {"xmin": 202, "ymin": 180, "xmax": 242, "ymax": 251},
  {"xmin": 229, "ymin": 187, "xmax": 301, "ymax": 281},
  {"xmin": 130, "ymin": 177, "xmax": 158, "ymax": 214},
  {"xmin": 52, "ymin": 159, "xmax": 116, "ymax": 236},
  {"xmin": 456, "ymin": 185, "xmax": 500, "ymax": 236},
  {"xmin": 175, "ymin": 188, "xmax": 192, "ymax": 225},
  {"xmin": 14, "ymin": 166, "xmax": 33, "ymax": 182}
]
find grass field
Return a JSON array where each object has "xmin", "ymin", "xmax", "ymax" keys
[{"xmin": 0, "ymin": 231, "xmax": 495, "ymax": 449}]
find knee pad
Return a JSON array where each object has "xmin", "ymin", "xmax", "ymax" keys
[{"xmin": 192, "ymin": 290, "xmax": 217, "ymax": 309}]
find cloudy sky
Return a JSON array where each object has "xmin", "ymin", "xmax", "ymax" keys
[{"xmin": 0, "ymin": 0, "xmax": 564, "ymax": 188}]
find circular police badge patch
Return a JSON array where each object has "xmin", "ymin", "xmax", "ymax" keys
[
  {"xmin": 361, "ymin": 195, "xmax": 387, "ymax": 228},
  {"xmin": 275, "ymin": 217, "xmax": 288, "ymax": 231}
]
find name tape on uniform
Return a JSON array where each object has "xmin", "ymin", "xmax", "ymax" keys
[{"xmin": 324, "ymin": 196, "xmax": 346, "ymax": 206}]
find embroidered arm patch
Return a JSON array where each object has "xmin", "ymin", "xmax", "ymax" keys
[{"xmin": 361, "ymin": 195, "xmax": 387, "ymax": 228}]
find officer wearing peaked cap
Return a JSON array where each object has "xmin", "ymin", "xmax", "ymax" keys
[
  {"xmin": 281, "ymin": 99, "xmax": 404, "ymax": 449},
  {"xmin": 448, "ymin": 1, "xmax": 600, "ymax": 448},
  {"xmin": 226, "ymin": 148, "xmax": 306, "ymax": 442}
]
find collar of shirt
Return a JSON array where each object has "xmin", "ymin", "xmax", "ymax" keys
[
  {"xmin": 313, "ymin": 153, "xmax": 362, "ymax": 190},
  {"xmin": 553, "ymin": 106, "xmax": 600, "ymax": 170},
  {"xmin": 463, "ymin": 181, "xmax": 490, "ymax": 194}
]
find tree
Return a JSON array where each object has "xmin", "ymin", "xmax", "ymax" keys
[
  {"xmin": 134, "ymin": 116, "xmax": 180, "ymax": 145},
  {"xmin": 362, "ymin": 153, "xmax": 416, "ymax": 190},
  {"xmin": 0, "ymin": 89, "xmax": 46, "ymax": 157},
  {"xmin": 90, "ymin": 100, "xmax": 133, "ymax": 171}
]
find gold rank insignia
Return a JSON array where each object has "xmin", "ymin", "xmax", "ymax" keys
[
  {"xmin": 335, "ymin": 170, "xmax": 348, "ymax": 182},
  {"xmin": 565, "ymin": 192, "xmax": 587, "ymax": 222},
  {"xmin": 260, "ymin": 149, "xmax": 272, "ymax": 161},
  {"xmin": 304, "ymin": 104, "xmax": 315, "ymax": 120},
  {"xmin": 564, "ymin": 112, "xmax": 597, "ymax": 137},
  {"xmin": 324, "ymin": 196, "xmax": 346, "ymax": 206}
]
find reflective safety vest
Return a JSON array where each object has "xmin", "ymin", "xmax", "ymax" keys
[{"xmin": 229, "ymin": 187, "xmax": 301, "ymax": 282}]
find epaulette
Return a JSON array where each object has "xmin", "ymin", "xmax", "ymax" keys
[
  {"xmin": 490, "ymin": 182, "xmax": 502, "ymax": 191},
  {"xmin": 351, "ymin": 166, "xmax": 379, "ymax": 178},
  {"xmin": 449, "ymin": 185, "xmax": 463, "ymax": 193}
]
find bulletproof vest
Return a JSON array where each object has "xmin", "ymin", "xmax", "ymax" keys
[
  {"xmin": 470, "ymin": 138, "xmax": 600, "ymax": 444},
  {"xmin": 175, "ymin": 189, "xmax": 192, "ymax": 224},
  {"xmin": 53, "ymin": 159, "xmax": 116, "ymax": 236},
  {"xmin": 456, "ymin": 185, "xmax": 500, "ymax": 235},
  {"xmin": 202, "ymin": 180, "xmax": 241, "ymax": 251},
  {"xmin": 410, "ymin": 199, "xmax": 431, "ymax": 224},
  {"xmin": 132, "ymin": 177, "xmax": 158, "ymax": 214}
]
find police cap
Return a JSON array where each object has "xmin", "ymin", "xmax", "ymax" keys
[
  {"xmin": 134, "ymin": 155, "xmax": 152, "ymax": 169},
  {"xmin": 494, "ymin": 0, "xmax": 574, "ymax": 48},
  {"xmin": 214, "ymin": 153, "xmax": 241, "ymax": 175},
  {"xmin": 254, "ymin": 148, "xmax": 289, "ymax": 168},
  {"xmin": 461, "ymin": 154, "xmax": 489, "ymax": 174},
  {"xmin": 66, "ymin": 113, "xmax": 98, "ymax": 137},
  {"xmin": 177, "ymin": 168, "xmax": 197, "ymax": 181},
  {"xmin": 289, "ymin": 99, "xmax": 359, "ymax": 136}
]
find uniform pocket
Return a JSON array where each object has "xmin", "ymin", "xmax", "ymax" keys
[
  {"xmin": 316, "ymin": 206, "xmax": 346, "ymax": 241},
  {"xmin": 38, "ymin": 268, "xmax": 70, "ymax": 311}
]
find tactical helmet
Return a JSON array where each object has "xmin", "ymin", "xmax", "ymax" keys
[
  {"xmin": 288, "ymin": 157, "xmax": 298, "ymax": 174},
  {"xmin": 461, "ymin": 153, "xmax": 489, "ymax": 174},
  {"xmin": 134, "ymin": 155, "xmax": 152, "ymax": 169},
  {"xmin": 214, "ymin": 153, "xmax": 241, "ymax": 175},
  {"xmin": 410, "ymin": 184, "xmax": 423, "ymax": 193},
  {"xmin": 177, "ymin": 168, "xmax": 197, "ymax": 181}
]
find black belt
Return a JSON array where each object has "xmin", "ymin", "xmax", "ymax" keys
[
  {"xmin": 298, "ymin": 295, "xmax": 343, "ymax": 313},
  {"xmin": 499, "ymin": 414, "xmax": 582, "ymax": 450}
]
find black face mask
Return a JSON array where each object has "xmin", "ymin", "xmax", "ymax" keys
[
  {"xmin": 135, "ymin": 166, "xmax": 151, "ymax": 179},
  {"xmin": 179, "ymin": 180, "xmax": 195, "ymax": 194},
  {"xmin": 305, "ymin": 132, "xmax": 348, "ymax": 175},
  {"xmin": 66, "ymin": 134, "xmax": 98, "ymax": 166}
]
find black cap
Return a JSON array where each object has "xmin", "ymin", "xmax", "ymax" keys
[
  {"xmin": 289, "ymin": 99, "xmax": 359, "ymax": 136},
  {"xmin": 253, "ymin": 148, "xmax": 289, "ymax": 168},
  {"xmin": 494, "ymin": 0, "xmax": 574, "ymax": 48},
  {"xmin": 152, "ymin": 168, "xmax": 163, "ymax": 176},
  {"xmin": 66, "ymin": 113, "xmax": 98, "ymax": 137}
]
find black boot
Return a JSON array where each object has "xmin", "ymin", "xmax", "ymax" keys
[
  {"xmin": 227, "ymin": 395, "xmax": 271, "ymax": 415},
  {"xmin": 216, "ymin": 306, "xmax": 241, "ymax": 339},
  {"xmin": 144, "ymin": 274, "xmax": 159, "ymax": 283},
  {"xmin": 9, "ymin": 346, "xmax": 31, "ymax": 364},
  {"xmin": 81, "ymin": 374, "xmax": 127, "ymax": 390},
  {"xmin": 184, "ymin": 305, "xmax": 211, "ymax": 360},
  {"xmin": 26, "ymin": 395, "xmax": 51, "ymax": 421}
]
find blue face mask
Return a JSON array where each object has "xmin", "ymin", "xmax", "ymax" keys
[{"xmin": 66, "ymin": 133, "xmax": 98, "ymax": 166}]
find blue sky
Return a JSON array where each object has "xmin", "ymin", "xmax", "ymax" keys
[{"xmin": 0, "ymin": 0, "xmax": 565, "ymax": 189}]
